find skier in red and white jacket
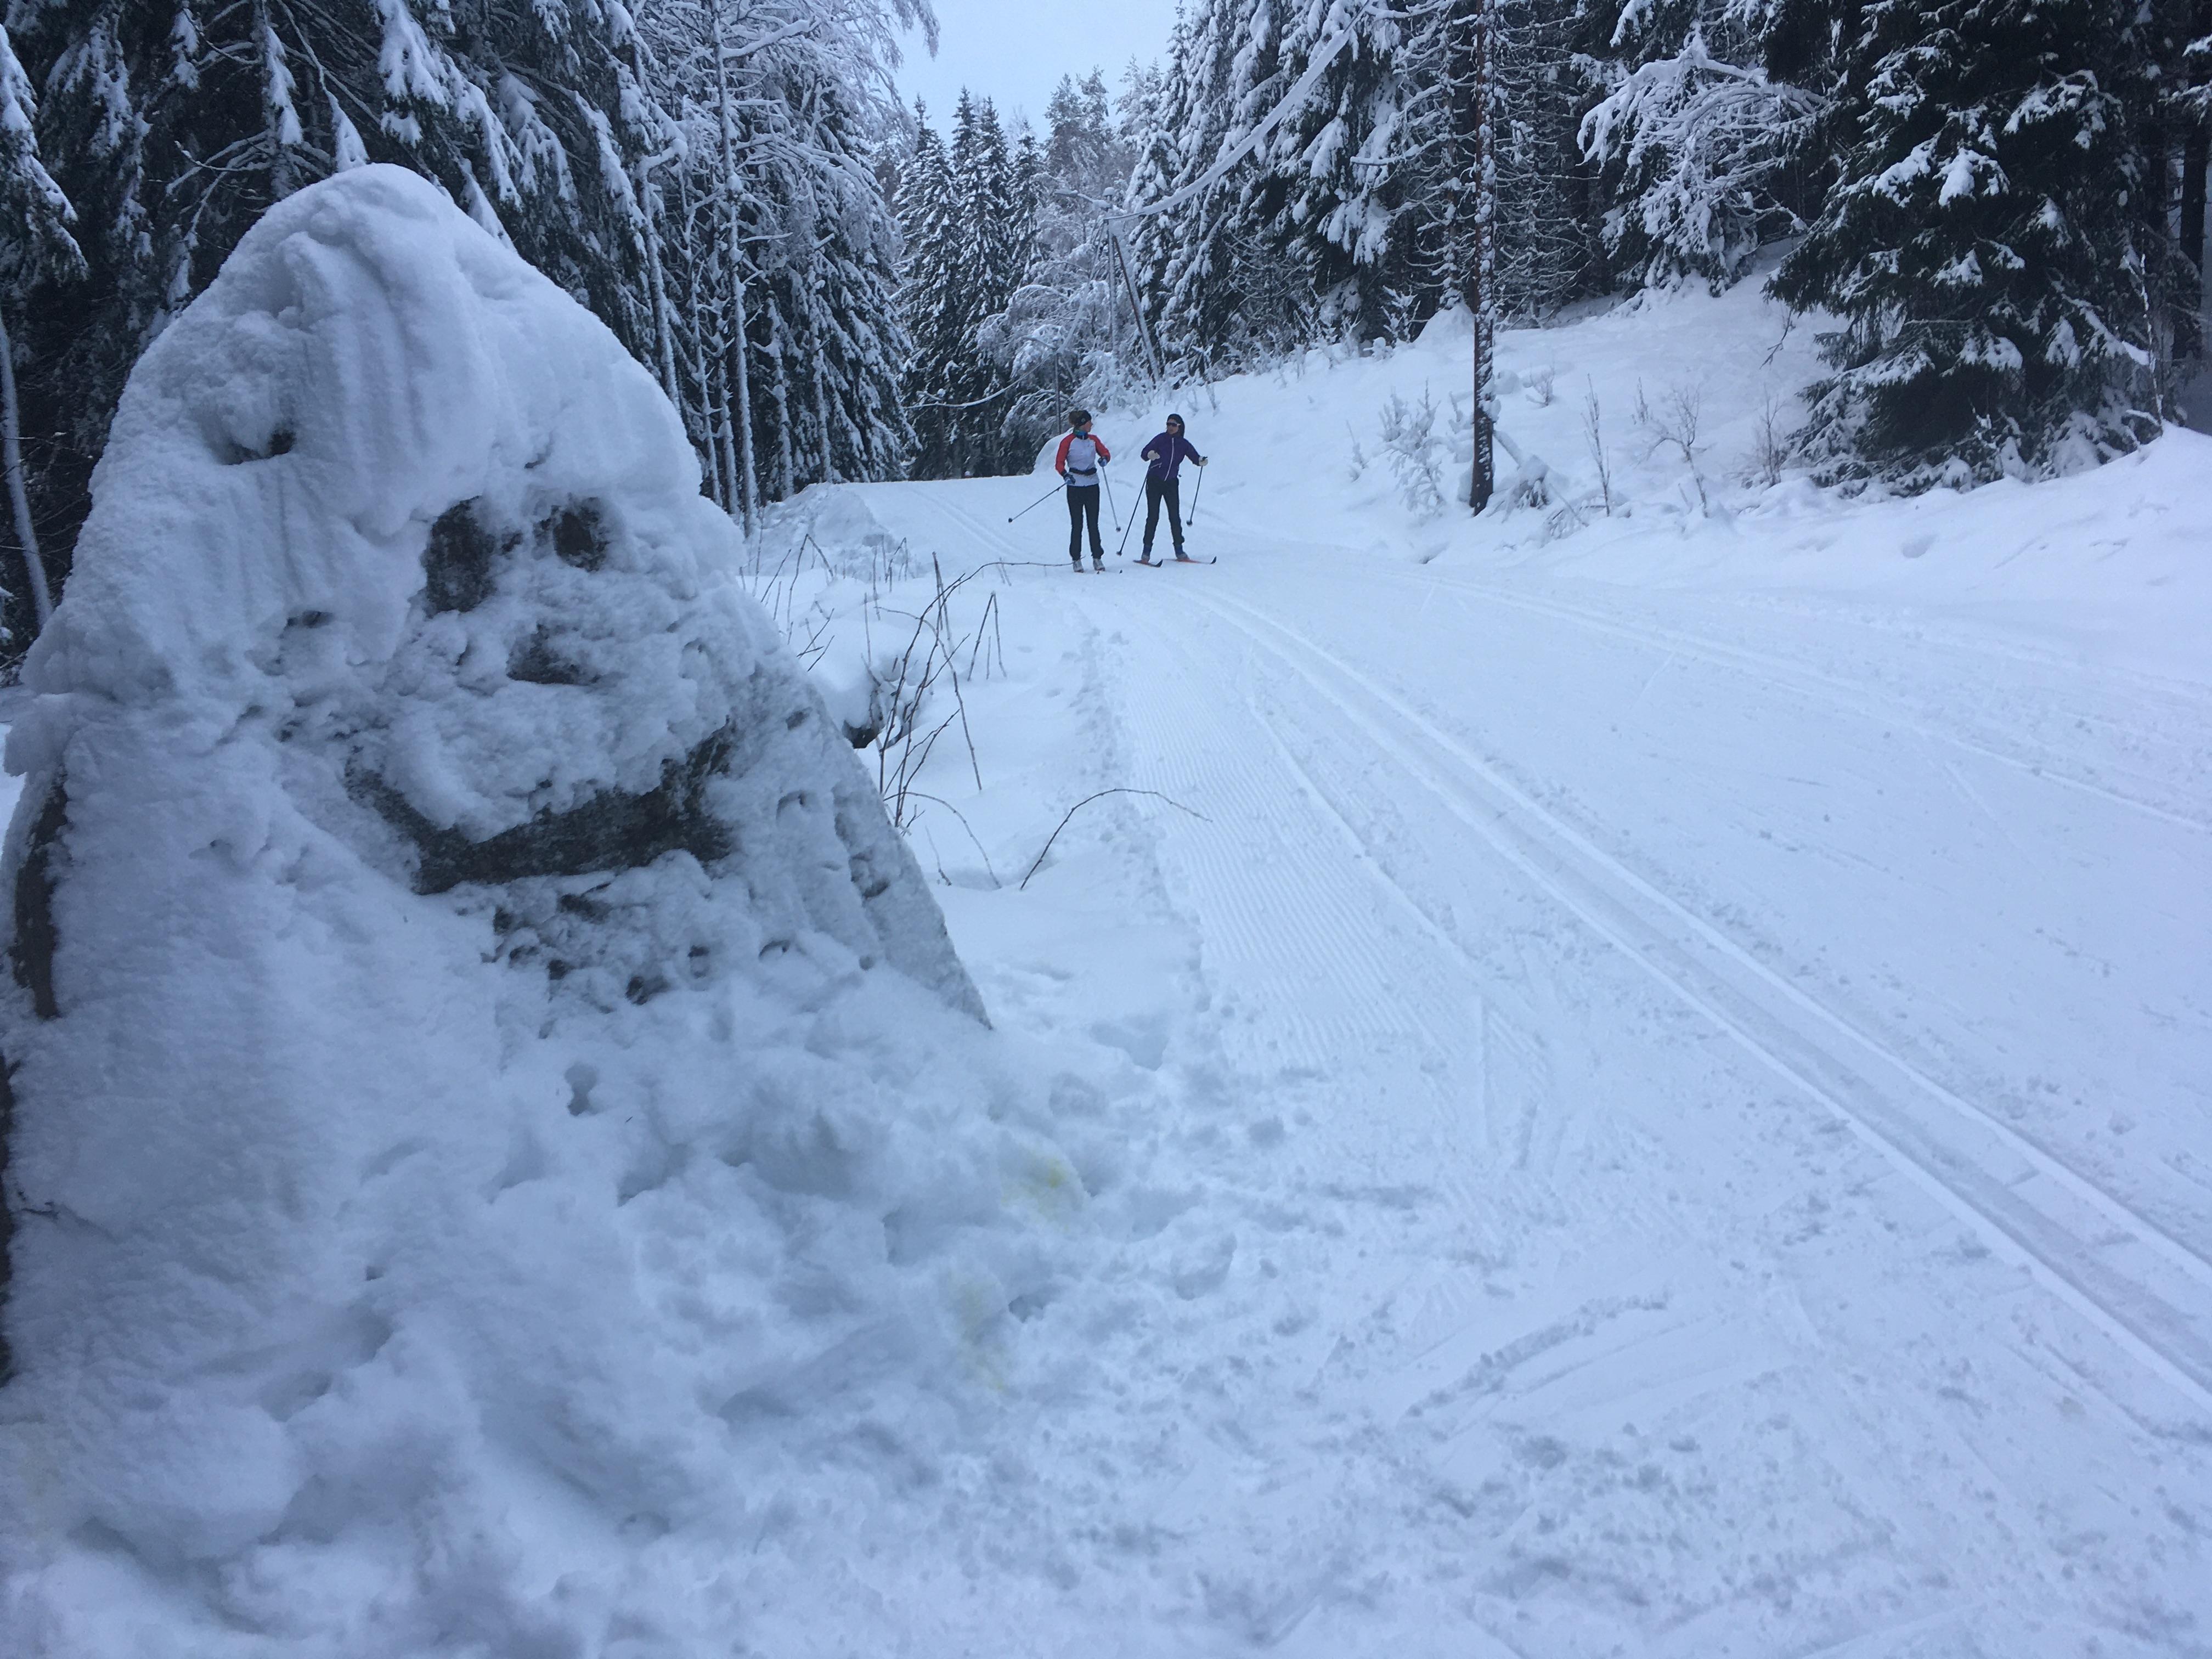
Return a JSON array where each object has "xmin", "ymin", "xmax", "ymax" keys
[{"xmin": 1054, "ymin": 410, "xmax": 1111, "ymax": 572}]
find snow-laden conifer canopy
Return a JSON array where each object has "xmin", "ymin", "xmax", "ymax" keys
[{"xmin": 0, "ymin": 165, "xmax": 1073, "ymax": 1651}]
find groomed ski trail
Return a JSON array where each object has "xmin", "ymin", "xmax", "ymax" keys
[
  {"xmin": 1180, "ymin": 580, "xmax": 2212, "ymax": 1414},
  {"xmin": 783, "ymin": 477, "xmax": 2212, "ymax": 1654}
]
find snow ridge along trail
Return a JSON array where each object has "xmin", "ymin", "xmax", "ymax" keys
[{"xmin": 1185, "ymin": 582, "xmax": 2212, "ymax": 1416}]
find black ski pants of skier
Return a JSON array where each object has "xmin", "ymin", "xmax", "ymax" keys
[
  {"xmin": 1142, "ymin": 477, "xmax": 1183, "ymax": 556},
  {"xmin": 1066, "ymin": 484, "xmax": 1103, "ymax": 564}
]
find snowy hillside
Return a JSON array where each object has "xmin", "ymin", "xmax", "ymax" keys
[{"xmin": 4, "ymin": 189, "xmax": 2209, "ymax": 1655}]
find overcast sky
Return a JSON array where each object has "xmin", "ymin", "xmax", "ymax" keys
[{"xmin": 894, "ymin": 0, "xmax": 1182, "ymax": 133}]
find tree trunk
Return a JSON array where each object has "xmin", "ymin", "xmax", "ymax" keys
[
  {"xmin": 672, "ymin": 173, "xmax": 729, "ymax": 509},
  {"xmin": 811, "ymin": 314, "xmax": 839, "ymax": 486},
  {"xmin": 0, "ymin": 304, "xmax": 55, "ymax": 634},
  {"xmin": 2183, "ymin": 127, "xmax": 2208, "ymax": 362},
  {"xmin": 769, "ymin": 327, "xmax": 797, "ymax": 499},
  {"xmin": 2182, "ymin": 0, "xmax": 2211, "ymax": 365},
  {"xmin": 709, "ymin": 5, "xmax": 759, "ymax": 537},
  {"xmin": 714, "ymin": 350, "xmax": 742, "ymax": 517},
  {"xmin": 635, "ymin": 156, "xmax": 684, "ymax": 409},
  {"xmin": 726, "ymin": 275, "xmax": 758, "ymax": 534},
  {"xmin": 1463, "ymin": 0, "xmax": 1497, "ymax": 514}
]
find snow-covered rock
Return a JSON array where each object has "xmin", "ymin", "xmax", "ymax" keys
[{"xmin": 0, "ymin": 166, "xmax": 1063, "ymax": 1652}]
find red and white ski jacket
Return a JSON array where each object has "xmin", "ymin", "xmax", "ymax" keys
[{"xmin": 1054, "ymin": 431, "xmax": 1110, "ymax": 487}]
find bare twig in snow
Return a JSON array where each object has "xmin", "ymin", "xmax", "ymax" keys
[
  {"xmin": 933, "ymin": 555, "xmax": 984, "ymax": 793},
  {"xmin": 905, "ymin": 792, "xmax": 1001, "ymax": 888},
  {"xmin": 1636, "ymin": 380, "xmax": 1709, "ymax": 514},
  {"xmin": 1582, "ymin": 380, "xmax": 1615, "ymax": 517},
  {"xmin": 1750, "ymin": 392, "xmax": 1790, "ymax": 487},
  {"xmin": 1020, "ymin": 789, "xmax": 1210, "ymax": 890}
]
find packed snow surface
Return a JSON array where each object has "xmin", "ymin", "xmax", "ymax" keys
[{"xmin": 4, "ymin": 201, "xmax": 2210, "ymax": 1655}]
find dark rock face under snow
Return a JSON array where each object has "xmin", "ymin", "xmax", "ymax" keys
[
  {"xmin": 325, "ymin": 482, "xmax": 982, "ymax": 1007},
  {"xmin": 0, "ymin": 168, "xmax": 1048, "ymax": 1651}
]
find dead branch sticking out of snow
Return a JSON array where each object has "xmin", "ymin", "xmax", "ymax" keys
[
  {"xmin": 903, "ymin": 791, "xmax": 1002, "ymax": 888},
  {"xmin": 1545, "ymin": 381, "xmax": 1621, "ymax": 540},
  {"xmin": 1636, "ymin": 380, "xmax": 1711, "ymax": 514},
  {"xmin": 1750, "ymin": 392, "xmax": 1791, "ymax": 487},
  {"xmin": 870, "ymin": 558, "xmax": 1010, "ymax": 829},
  {"xmin": 1020, "ymin": 789, "xmax": 1210, "ymax": 891}
]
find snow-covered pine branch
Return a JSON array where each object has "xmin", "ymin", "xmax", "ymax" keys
[
  {"xmin": 1770, "ymin": 0, "xmax": 2163, "ymax": 486},
  {"xmin": 1578, "ymin": 28, "xmax": 1816, "ymax": 289}
]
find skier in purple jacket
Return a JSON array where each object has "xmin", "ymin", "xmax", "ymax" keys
[{"xmin": 1137, "ymin": 414, "xmax": 1207, "ymax": 564}]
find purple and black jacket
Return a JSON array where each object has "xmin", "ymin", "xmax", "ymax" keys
[{"xmin": 1141, "ymin": 432, "xmax": 1204, "ymax": 482}]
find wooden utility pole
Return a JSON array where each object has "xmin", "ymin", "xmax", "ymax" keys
[
  {"xmin": 1464, "ymin": 0, "xmax": 1496, "ymax": 513},
  {"xmin": 1105, "ymin": 218, "xmax": 1166, "ymax": 382}
]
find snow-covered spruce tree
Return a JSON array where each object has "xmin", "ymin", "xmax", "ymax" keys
[
  {"xmin": 940, "ymin": 88, "xmax": 1002, "ymax": 458},
  {"xmin": 1491, "ymin": 0, "xmax": 1610, "ymax": 314},
  {"xmin": 896, "ymin": 93, "xmax": 1032, "ymax": 478},
  {"xmin": 635, "ymin": 0, "xmax": 779, "ymax": 526},
  {"xmin": 1124, "ymin": 0, "xmax": 1327, "ymax": 371},
  {"xmin": 1115, "ymin": 52, "xmax": 1167, "ymax": 188},
  {"xmin": 1131, "ymin": 0, "xmax": 1317, "ymax": 375},
  {"xmin": 1576, "ymin": 0, "xmax": 1822, "ymax": 290},
  {"xmin": 1248, "ymin": 0, "xmax": 1420, "ymax": 342},
  {"xmin": 1131, "ymin": 0, "xmax": 1610, "ymax": 370},
  {"xmin": 736, "ymin": 2, "xmax": 919, "ymax": 502},
  {"xmin": 957, "ymin": 96, "xmax": 1030, "ymax": 404},
  {"xmin": 1122, "ymin": 37, "xmax": 1192, "ymax": 351},
  {"xmin": 896, "ymin": 107, "xmax": 975, "ymax": 477},
  {"xmin": 1401, "ymin": 0, "xmax": 1609, "ymax": 324},
  {"xmin": 1011, "ymin": 120, "xmax": 1045, "ymax": 246},
  {"xmin": 978, "ymin": 71, "xmax": 1146, "ymax": 465},
  {"xmin": 737, "ymin": 30, "xmax": 915, "ymax": 498},
  {"xmin": 4, "ymin": 0, "xmax": 657, "ymax": 593},
  {"xmin": 1046, "ymin": 69, "xmax": 1125, "ymax": 201},
  {"xmin": 0, "ymin": 20, "xmax": 80, "ymax": 657},
  {"xmin": 628, "ymin": 0, "xmax": 921, "ymax": 519},
  {"xmin": 1770, "ymin": 0, "xmax": 2165, "ymax": 486}
]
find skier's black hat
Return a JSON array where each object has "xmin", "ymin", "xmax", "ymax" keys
[
  {"xmin": 1166, "ymin": 413, "xmax": 1183, "ymax": 425},
  {"xmin": 1069, "ymin": 408, "xmax": 1091, "ymax": 427}
]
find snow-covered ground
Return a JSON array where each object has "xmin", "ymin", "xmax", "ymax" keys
[
  {"xmin": 5, "ymin": 214, "xmax": 2208, "ymax": 1655},
  {"xmin": 733, "ymin": 277, "xmax": 2212, "ymax": 1655}
]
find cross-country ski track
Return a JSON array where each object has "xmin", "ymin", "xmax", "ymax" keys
[{"xmin": 782, "ymin": 469, "xmax": 2212, "ymax": 1656}]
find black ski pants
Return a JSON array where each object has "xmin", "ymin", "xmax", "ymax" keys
[
  {"xmin": 1066, "ymin": 483, "xmax": 1103, "ymax": 562},
  {"xmin": 1143, "ymin": 476, "xmax": 1183, "ymax": 555}
]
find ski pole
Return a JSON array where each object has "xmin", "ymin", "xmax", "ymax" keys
[
  {"xmin": 1188, "ymin": 461, "xmax": 1206, "ymax": 527},
  {"xmin": 1101, "ymin": 464, "xmax": 1122, "ymax": 532},
  {"xmin": 1007, "ymin": 482, "xmax": 1060, "ymax": 523},
  {"xmin": 1115, "ymin": 486, "xmax": 1139, "ymax": 558}
]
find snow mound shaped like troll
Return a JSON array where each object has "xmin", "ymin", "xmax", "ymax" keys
[{"xmin": 0, "ymin": 167, "xmax": 1069, "ymax": 1651}]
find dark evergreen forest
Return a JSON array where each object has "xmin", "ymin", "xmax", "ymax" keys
[
  {"xmin": 906, "ymin": 1, "xmax": 2198, "ymax": 497},
  {"xmin": 2, "ymin": 0, "xmax": 2203, "ymax": 651}
]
